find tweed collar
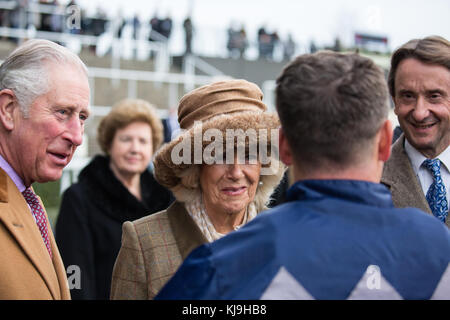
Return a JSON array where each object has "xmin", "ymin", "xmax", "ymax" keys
[
  {"xmin": 382, "ymin": 135, "xmax": 414, "ymax": 188},
  {"xmin": 166, "ymin": 201, "xmax": 208, "ymax": 260}
]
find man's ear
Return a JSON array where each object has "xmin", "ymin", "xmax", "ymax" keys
[
  {"xmin": 378, "ymin": 119, "xmax": 393, "ymax": 162},
  {"xmin": 0, "ymin": 89, "xmax": 18, "ymax": 131},
  {"xmin": 279, "ymin": 127, "xmax": 293, "ymax": 166}
]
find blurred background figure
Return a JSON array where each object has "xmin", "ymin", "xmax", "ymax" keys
[
  {"xmin": 257, "ymin": 25, "xmax": 279, "ymax": 60},
  {"xmin": 227, "ymin": 23, "xmax": 248, "ymax": 59},
  {"xmin": 159, "ymin": 14, "xmax": 173, "ymax": 41},
  {"xmin": 161, "ymin": 106, "xmax": 180, "ymax": 143},
  {"xmin": 55, "ymin": 99, "xmax": 174, "ymax": 300},
  {"xmin": 309, "ymin": 40, "xmax": 318, "ymax": 53},
  {"xmin": 110, "ymin": 79, "xmax": 285, "ymax": 299},
  {"xmin": 283, "ymin": 33, "xmax": 296, "ymax": 61},
  {"xmin": 237, "ymin": 26, "xmax": 248, "ymax": 58},
  {"xmin": 148, "ymin": 12, "xmax": 160, "ymax": 41},
  {"xmin": 132, "ymin": 14, "xmax": 140, "ymax": 40},
  {"xmin": 183, "ymin": 15, "xmax": 193, "ymax": 55}
]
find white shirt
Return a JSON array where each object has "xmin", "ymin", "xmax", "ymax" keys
[{"xmin": 404, "ymin": 140, "xmax": 450, "ymax": 207}]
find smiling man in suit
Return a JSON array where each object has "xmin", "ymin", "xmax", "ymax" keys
[
  {"xmin": 0, "ymin": 39, "xmax": 90, "ymax": 299},
  {"xmin": 381, "ymin": 36, "xmax": 449, "ymax": 228}
]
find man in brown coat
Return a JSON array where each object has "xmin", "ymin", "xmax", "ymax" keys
[
  {"xmin": 382, "ymin": 36, "xmax": 449, "ymax": 228},
  {"xmin": 0, "ymin": 39, "xmax": 90, "ymax": 299}
]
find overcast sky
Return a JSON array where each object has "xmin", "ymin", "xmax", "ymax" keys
[{"xmin": 74, "ymin": 0, "xmax": 450, "ymax": 56}]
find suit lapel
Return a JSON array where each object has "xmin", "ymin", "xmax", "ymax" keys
[
  {"xmin": 167, "ymin": 201, "xmax": 208, "ymax": 260},
  {"xmin": 39, "ymin": 191, "xmax": 70, "ymax": 299},
  {"xmin": 382, "ymin": 135, "xmax": 432, "ymax": 214},
  {"xmin": 46, "ymin": 216, "xmax": 70, "ymax": 300},
  {"xmin": 0, "ymin": 170, "xmax": 61, "ymax": 299}
]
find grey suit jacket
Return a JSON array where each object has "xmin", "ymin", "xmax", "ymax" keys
[
  {"xmin": 110, "ymin": 201, "xmax": 207, "ymax": 299},
  {"xmin": 381, "ymin": 135, "xmax": 449, "ymax": 228}
]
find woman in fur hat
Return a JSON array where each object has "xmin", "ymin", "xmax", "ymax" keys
[
  {"xmin": 55, "ymin": 99, "xmax": 173, "ymax": 300},
  {"xmin": 110, "ymin": 79, "xmax": 285, "ymax": 299}
]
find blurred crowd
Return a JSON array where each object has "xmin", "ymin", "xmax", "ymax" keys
[
  {"xmin": 0, "ymin": 0, "xmax": 108, "ymax": 37},
  {"xmin": 0, "ymin": 0, "xmax": 322, "ymax": 61}
]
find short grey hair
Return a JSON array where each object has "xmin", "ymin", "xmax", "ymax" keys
[{"xmin": 0, "ymin": 39, "xmax": 88, "ymax": 117}]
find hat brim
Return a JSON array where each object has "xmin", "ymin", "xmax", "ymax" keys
[{"xmin": 153, "ymin": 111, "xmax": 284, "ymax": 200}]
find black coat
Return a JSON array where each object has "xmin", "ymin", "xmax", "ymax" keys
[{"xmin": 55, "ymin": 155, "xmax": 173, "ymax": 300}]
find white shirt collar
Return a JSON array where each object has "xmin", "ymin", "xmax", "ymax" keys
[
  {"xmin": 439, "ymin": 146, "xmax": 450, "ymax": 174},
  {"xmin": 404, "ymin": 139, "xmax": 450, "ymax": 174}
]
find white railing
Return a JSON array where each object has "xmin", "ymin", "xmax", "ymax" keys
[
  {"xmin": 182, "ymin": 54, "xmax": 227, "ymax": 91},
  {"xmin": 261, "ymin": 80, "xmax": 276, "ymax": 112},
  {"xmin": 0, "ymin": 25, "xmax": 170, "ymax": 71},
  {"xmin": 0, "ymin": 0, "xmax": 172, "ymax": 72},
  {"xmin": 87, "ymin": 65, "xmax": 231, "ymax": 110}
]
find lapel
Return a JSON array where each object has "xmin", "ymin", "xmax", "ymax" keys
[
  {"xmin": 45, "ymin": 206, "xmax": 71, "ymax": 300},
  {"xmin": 382, "ymin": 135, "xmax": 432, "ymax": 215},
  {"xmin": 0, "ymin": 169, "xmax": 62, "ymax": 299},
  {"xmin": 166, "ymin": 201, "xmax": 208, "ymax": 260}
]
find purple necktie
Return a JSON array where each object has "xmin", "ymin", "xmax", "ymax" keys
[{"xmin": 22, "ymin": 188, "xmax": 53, "ymax": 259}]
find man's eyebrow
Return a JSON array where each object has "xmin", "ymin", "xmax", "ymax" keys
[
  {"xmin": 397, "ymin": 88, "xmax": 414, "ymax": 94},
  {"xmin": 426, "ymin": 89, "xmax": 445, "ymax": 94},
  {"xmin": 57, "ymin": 104, "xmax": 91, "ymax": 117}
]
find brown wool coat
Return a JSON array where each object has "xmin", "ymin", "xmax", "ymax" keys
[
  {"xmin": 110, "ymin": 201, "xmax": 207, "ymax": 299},
  {"xmin": 0, "ymin": 169, "xmax": 70, "ymax": 299},
  {"xmin": 381, "ymin": 135, "xmax": 450, "ymax": 228}
]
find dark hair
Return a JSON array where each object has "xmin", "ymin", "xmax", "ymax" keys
[
  {"xmin": 388, "ymin": 35, "xmax": 450, "ymax": 97},
  {"xmin": 276, "ymin": 51, "xmax": 388, "ymax": 169}
]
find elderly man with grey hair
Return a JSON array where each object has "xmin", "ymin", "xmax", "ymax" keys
[{"xmin": 0, "ymin": 39, "xmax": 90, "ymax": 299}]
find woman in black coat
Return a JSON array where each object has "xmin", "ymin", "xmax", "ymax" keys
[{"xmin": 55, "ymin": 99, "xmax": 173, "ymax": 300}]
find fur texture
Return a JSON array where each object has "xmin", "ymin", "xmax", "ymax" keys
[{"xmin": 153, "ymin": 111, "xmax": 286, "ymax": 211}]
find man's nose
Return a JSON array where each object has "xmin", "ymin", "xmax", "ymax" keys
[
  {"xmin": 64, "ymin": 117, "xmax": 84, "ymax": 146},
  {"xmin": 411, "ymin": 96, "xmax": 431, "ymax": 122}
]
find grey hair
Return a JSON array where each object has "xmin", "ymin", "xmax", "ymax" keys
[{"xmin": 0, "ymin": 39, "xmax": 88, "ymax": 117}]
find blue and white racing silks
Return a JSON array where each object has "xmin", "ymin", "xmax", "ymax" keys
[{"xmin": 156, "ymin": 180, "xmax": 450, "ymax": 300}]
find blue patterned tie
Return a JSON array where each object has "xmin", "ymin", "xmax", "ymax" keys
[{"xmin": 422, "ymin": 159, "xmax": 448, "ymax": 223}]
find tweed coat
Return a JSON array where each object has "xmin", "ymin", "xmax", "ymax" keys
[
  {"xmin": 0, "ymin": 168, "xmax": 70, "ymax": 299},
  {"xmin": 110, "ymin": 201, "xmax": 207, "ymax": 299},
  {"xmin": 381, "ymin": 135, "xmax": 449, "ymax": 228}
]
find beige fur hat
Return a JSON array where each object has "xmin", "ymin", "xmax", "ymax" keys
[{"xmin": 153, "ymin": 79, "xmax": 286, "ymax": 210}]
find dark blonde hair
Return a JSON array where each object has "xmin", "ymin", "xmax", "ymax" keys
[
  {"xmin": 97, "ymin": 99, "xmax": 164, "ymax": 155},
  {"xmin": 276, "ymin": 51, "xmax": 388, "ymax": 169},
  {"xmin": 388, "ymin": 35, "xmax": 450, "ymax": 97}
]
